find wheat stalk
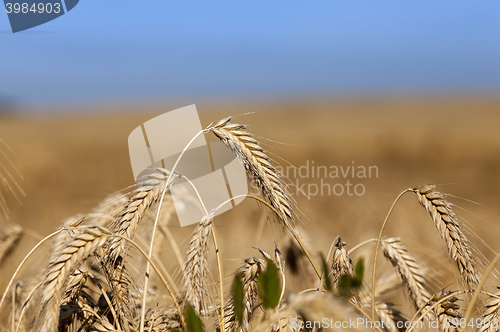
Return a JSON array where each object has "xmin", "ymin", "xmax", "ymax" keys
[
  {"xmin": 381, "ymin": 237, "xmax": 431, "ymax": 312},
  {"xmin": 412, "ymin": 184, "xmax": 480, "ymax": 286}
]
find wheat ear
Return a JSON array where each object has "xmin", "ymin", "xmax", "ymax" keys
[
  {"xmin": 427, "ymin": 289, "xmax": 463, "ymax": 332},
  {"xmin": 412, "ymin": 184, "xmax": 480, "ymax": 286},
  {"xmin": 331, "ymin": 236, "xmax": 355, "ymax": 284},
  {"xmin": 478, "ymin": 287, "xmax": 500, "ymax": 332},
  {"xmin": 143, "ymin": 308, "xmax": 182, "ymax": 332},
  {"xmin": 381, "ymin": 237, "xmax": 431, "ymax": 311},
  {"xmin": 108, "ymin": 168, "xmax": 174, "ymax": 261},
  {"xmin": 98, "ymin": 254, "xmax": 135, "ymax": 332},
  {"xmin": 206, "ymin": 117, "xmax": 293, "ymax": 222},
  {"xmin": 39, "ymin": 226, "xmax": 111, "ymax": 332},
  {"xmin": 206, "ymin": 118, "xmax": 321, "ymax": 278},
  {"xmin": 183, "ymin": 213, "xmax": 213, "ymax": 316},
  {"xmin": 223, "ymin": 256, "xmax": 267, "ymax": 332}
]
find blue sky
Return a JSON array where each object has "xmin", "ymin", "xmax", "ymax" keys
[{"xmin": 1, "ymin": 1, "xmax": 499, "ymax": 107}]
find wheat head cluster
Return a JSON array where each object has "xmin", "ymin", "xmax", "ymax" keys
[{"xmin": 0, "ymin": 116, "xmax": 499, "ymax": 332}]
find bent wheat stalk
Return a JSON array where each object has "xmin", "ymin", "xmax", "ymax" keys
[{"xmin": 371, "ymin": 188, "xmax": 412, "ymax": 320}]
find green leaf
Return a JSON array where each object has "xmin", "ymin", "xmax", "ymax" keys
[
  {"xmin": 338, "ymin": 274, "xmax": 353, "ymax": 299},
  {"xmin": 257, "ymin": 258, "xmax": 281, "ymax": 309},
  {"xmin": 232, "ymin": 273, "xmax": 244, "ymax": 326},
  {"xmin": 337, "ymin": 258, "xmax": 364, "ymax": 299},
  {"xmin": 354, "ymin": 258, "xmax": 364, "ymax": 287},
  {"xmin": 185, "ymin": 305, "xmax": 204, "ymax": 332},
  {"xmin": 320, "ymin": 253, "xmax": 332, "ymax": 292}
]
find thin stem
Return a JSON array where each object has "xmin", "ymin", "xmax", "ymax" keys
[
  {"xmin": 180, "ymin": 174, "xmax": 225, "ymax": 331},
  {"xmin": 348, "ymin": 238, "xmax": 377, "ymax": 255},
  {"xmin": 371, "ymin": 188, "xmax": 411, "ymax": 321},
  {"xmin": 139, "ymin": 130, "xmax": 204, "ymax": 332},
  {"xmin": 159, "ymin": 224, "xmax": 184, "ymax": 272},
  {"xmin": 134, "ymin": 235, "xmax": 179, "ymax": 295},
  {"xmin": 0, "ymin": 228, "xmax": 64, "ymax": 312},
  {"xmin": 210, "ymin": 224, "xmax": 225, "ymax": 332},
  {"xmin": 254, "ymin": 210, "xmax": 268, "ymax": 244}
]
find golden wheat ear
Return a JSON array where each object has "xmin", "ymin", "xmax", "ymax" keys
[
  {"xmin": 478, "ymin": 287, "xmax": 500, "ymax": 332},
  {"xmin": 381, "ymin": 237, "xmax": 431, "ymax": 313},
  {"xmin": 222, "ymin": 256, "xmax": 267, "ymax": 332},
  {"xmin": 412, "ymin": 185, "xmax": 480, "ymax": 287},
  {"xmin": 206, "ymin": 117, "xmax": 294, "ymax": 223},
  {"xmin": 331, "ymin": 236, "xmax": 355, "ymax": 284},
  {"xmin": 427, "ymin": 289, "xmax": 463, "ymax": 332},
  {"xmin": 183, "ymin": 213, "xmax": 213, "ymax": 316}
]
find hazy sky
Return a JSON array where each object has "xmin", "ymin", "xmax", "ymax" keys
[{"xmin": 1, "ymin": 1, "xmax": 499, "ymax": 107}]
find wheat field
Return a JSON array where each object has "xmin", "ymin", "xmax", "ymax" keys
[{"xmin": 1, "ymin": 97, "xmax": 500, "ymax": 332}]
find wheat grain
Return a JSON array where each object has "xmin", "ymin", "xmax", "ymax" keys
[{"xmin": 412, "ymin": 184, "xmax": 480, "ymax": 286}]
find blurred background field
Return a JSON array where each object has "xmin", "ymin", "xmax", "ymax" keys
[{"xmin": 1, "ymin": 96, "xmax": 500, "ymax": 295}]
